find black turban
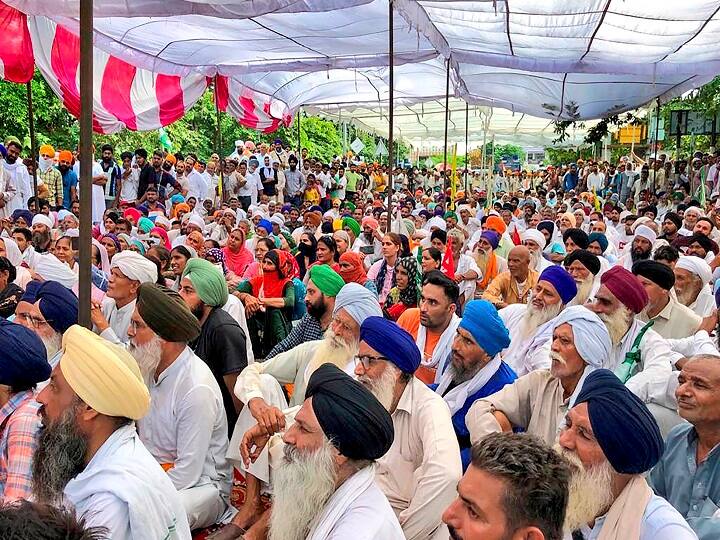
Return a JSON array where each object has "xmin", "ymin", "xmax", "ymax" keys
[
  {"xmin": 663, "ymin": 212, "xmax": 682, "ymax": 230},
  {"xmin": 137, "ymin": 283, "xmax": 201, "ymax": 343},
  {"xmin": 562, "ymin": 228, "xmax": 589, "ymax": 249},
  {"xmin": 574, "ymin": 369, "xmax": 663, "ymax": 474},
  {"xmin": 564, "ymin": 249, "xmax": 601, "ymax": 275},
  {"xmin": 430, "ymin": 229, "xmax": 447, "ymax": 245},
  {"xmin": 537, "ymin": 220, "xmax": 555, "ymax": 237},
  {"xmin": 688, "ymin": 233, "xmax": 717, "ymax": 255},
  {"xmin": 632, "ymin": 260, "xmax": 675, "ymax": 290},
  {"xmin": 305, "ymin": 363, "xmax": 394, "ymax": 460}
]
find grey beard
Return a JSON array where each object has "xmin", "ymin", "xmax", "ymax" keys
[
  {"xmin": 358, "ymin": 365, "xmax": 399, "ymax": 411},
  {"xmin": 128, "ymin": 335, "xmax": 164, "ymax": 383},
  {"xmin": 520, "ymin": 299, "xmax": 563, "ymax": 339},
  {"xmin": 32, "ymin": 406, "xmax": 88, "ymax": 505},
  {"xmin": 450, "ymin": 359, "xmax": 483, "ymax": 385},
  {"xmin": 40, "ymin": 331, "xmax": 63, "ymax": 360},
  {"xmin": 571, "ymin": 276, "xmax": 595, "ymax": 306}
]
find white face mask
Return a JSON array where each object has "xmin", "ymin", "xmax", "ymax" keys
[{"xmin": 39, "ymin": 156, "xmax": 54, "ymax": 172}]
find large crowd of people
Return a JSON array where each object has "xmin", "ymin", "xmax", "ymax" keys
[{"xmin": 0, "ymin": 134, "xmax": 718, "ymax": 540}]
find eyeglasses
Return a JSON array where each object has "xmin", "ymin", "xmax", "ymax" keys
[
  {"xmin": 15, "ymin": 312, "xmax": 52, "ymax": 328},
  {"xmin": 354, "ymin": 355, "xmax": 388, "ymax": 370}
]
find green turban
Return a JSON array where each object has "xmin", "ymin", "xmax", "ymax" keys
[
  {"xmin": 138, "ymin": 217, "xmax": 154, "ymax": 234},
  {"xmin": 137, "ymin": 283, "xmax": 201, "ymax": 342},
  {"xmin": 309, "ymin": 264, "xmax": 345, "ymax": 297},
  {"xmin": 344, "ymin": 201, "xmax": 357, "ymax": 212},
  {"xmin": 342, "ymin": 217, "xmax": 361, "ymax": 238},
  {"xmin": 182, "ymin": 258, "xmax": 228, "ymax": 307},
  {"xmin": 444, "ymin": 211, "xmax": 458, "ymax": 221}
]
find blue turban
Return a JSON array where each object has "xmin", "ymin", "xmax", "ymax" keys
[
  {"xmin": 0, "ymin": 144, "xmax": 6, "ymax": 159},
  {"xmin": 333, "ymin": 283, "xmax": 382, "ymax": 325},
  {"xmin": 0, "ymin": 319, "xmax": 50, "ymax": 387},
  {"xmin": 551, "ymin": 306, "xmax": 611, "ymax": 368},
  {"xmin": 20, "ymin": 280, "xmax": 42, "ymax": 304},
  {"xmin": 480, "ymin": 230, "xmax": 500, "ymax": 250},
  {"xmin": 574, "ymin": 369, "xmax": 664, "ymax": 474},
  {"xmin": 360, "ymin": 316, "xmax": 421, "ymax": 374},
  {"xmin": 309, "ymin": 205, "xmax": 324, "ymax": 214},
  {"xmin": 539, "ymin": 266, "xmax": 577, "ymax": 304},
  {"xmin": 587, "ymin": 232, "xmax": 608, "ymax": 253},
  {"xmin": 257, "ymin": 219, "xmax": 273, "ymax": 235},
  {"xmin": 459, "ymin": 300, "xmax": 510, "ymax": 357},
  {"xmin": 36, "ymin": 280, "xmax": 79, "ymax": 334},
  {"xmin": 11, "ymin": 209, "xmax": 33, "ymax": 226},
  {"xmin": 170, "ymin": 194, "xmax": 185, "ymax": 205}
]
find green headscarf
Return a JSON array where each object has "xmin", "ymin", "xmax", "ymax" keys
[
  {"xmin": 138, "ymin": 217, "xmax": 154, "ymax": 234},
  {"xmin": 308, "ymin": 264, "xmax": 345, "ymax": 297},
  {"xmin": 182, "ymin": 258, "xmax": 228, "ymax": 307},
  {"xmin": 444, "ymin": 211, "xmax": 458, "ymax": 221},
  {"xmin": 342, "ymin": 217, "xmax": 361, "ymax": 238}
]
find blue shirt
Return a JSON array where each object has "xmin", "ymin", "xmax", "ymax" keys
[
  {"xmin": 61, "ymin": 168, "xmax": 78, "ymax": 209},
  {"xmin": 648, "ymin": 422, "xmax": 720, "ymax": 540}
]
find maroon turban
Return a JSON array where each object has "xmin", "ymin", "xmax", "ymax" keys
[{"xmin": 600, "ymin": 266, "xmax": 648, "ymax": 314}]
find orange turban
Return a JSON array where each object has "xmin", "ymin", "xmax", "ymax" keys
[
  {"xmin": 485, "ymin": 215, "xmax": 507, "ymax": 235},
  {"xmin": 165, "ymin": 154, "xmax": 177, "ymax": 164},
  {"xmin": 40, "ymin": 144, "xmax": 55, "ymax": 156},
  {"xmin": 58, "ymin": 150, "xmax": 73, "ymax": 162}
]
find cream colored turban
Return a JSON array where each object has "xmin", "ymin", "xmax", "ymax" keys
[{"xmin": 60, "ymin": 325, "xmax": 150, "ymax": 420}]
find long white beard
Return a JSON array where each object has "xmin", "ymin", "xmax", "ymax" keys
[
  {"xmin": 530, "ymin": 250, "xmax": 542, "ymax": 271},
  {"xmin": 270, "ymin": 441, "xmax": 338, "ymax": 540},
  {"xmin": 519, "ymin": 299, "xmax": 563, "ymax": 339},
  {"xmin": 597, "ymin": 308, "xmax": 632, "ymax": 346},
  {"xmin": 128, "ymin": 335, "xmax": 164, "ymax": 383},
  {"xmin": 40, "ymin": 332, "xmax": 63, "ymax": 360},
  {"xmin": 307, "ymin": 328, "xmax": 359, "ymax": 375},
  {"xmin": 554, "ymin": 445, "xmax": 615, "ymax": 532},
  {"xmin": 358, "ymin": 364, "xmax": 398, "ymax": 411},
  {"xmin": 675, "ymin": 281, "xmax": 701, "ymax": 307},
  {"xmin": 571, "ymin": 276, "xmax": 595, "ymax": 306}
]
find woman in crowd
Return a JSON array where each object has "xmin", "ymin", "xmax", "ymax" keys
[
  {"xmin": 186, "ymin": 230, "xmax": 206, "ymax": 258},
  {"xmin": 100, "ymin": 233, "xmax": 121, "ymax": 261},
  {"xmin": 169, "ymin": 245, "xmax": 197, "ymax": 291},
  {"xmin": 0, "ymin": 257, "xmax": 22, "ymax": 318},
  {"xmin": 315, "ymin": 235, "xmax": 340, "ymax": 270},
  {"xmin": 421, "ymin": 246, "xmax": 442, "ymax": 274},
  {"xmin": 384, "ymin": 256, "xmax": 420, "ymax": 320},
  {"xmin": 223, "ymin": 228, "xmax": 254, "ymax": 277},
  {"xmin": 149, "ymin": 227, "xmax": 172, "ymax": 250},
  {"xmin": 447, "ymin": 229, "xmax": 480, "ymax": 309},
  {"xmin": 295, "ymin": 232, "xmax": 317, "ymax": 280},
  {"xmin": 243, "ymin": 237, "xmax": 275, "ymax": 280},
  {"xmin": 337, "ymin": 251, "xmax": 377, "ymax": 296},
  {"xmin": 54, "ymin": 236, "xmax": 77, "ymax": 273},
  {"xmin": 332, "ymin": 230, "xmax": 351, "ymax": 257},
  {"xmin": 0, "ymin": 237, "xmax": 30, "ymax": 289},
  {"xmin": 367, "ymin": 232, "xmax": 402, "ymax": 304}
]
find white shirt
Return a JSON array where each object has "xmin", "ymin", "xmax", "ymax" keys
[
  {"xmin": 186, "ymin": 169, "xmax": 208, "ymax": 203},
  {"xmin": 119, "ymin": 167, "xmax": 140, "ymax": 203},
  {"xmin": 316, "ymin": 172, "xmax": 332, "ymax": 198},
  {"xmin": 3, "ymin": 161, "xmax": 30, "ymax": 214},
  {"xmin": 75, "ymin": 161, "xmax": 106, "ymax": 224},
  {"xmin": 246, "ymin": 170, "xmax": 262, "ymax": 205},
  {"xmin": 586, "ymin": 171, "xmax": 605, "ymax": 191},
  {"xmin": 499, "ymin": 304, "xmax": 553, "ymax": 377},
  {"xmin": 333, "ymin": 175, "xmax": 348, "ymax": 199},
  {"xmin": 138, "ymin": 347, "xmax": 232, "ymax": 495},
  {"xmin": 97, "ymin": 297, "xmax": 136, "ymax": 344}
]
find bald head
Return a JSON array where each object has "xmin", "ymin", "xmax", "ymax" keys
[{"xmin": 508, "ymin": 246, "xmax": 531, "ymax": 280}]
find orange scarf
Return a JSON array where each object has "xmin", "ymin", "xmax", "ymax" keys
[{"xmin": 479, "ymin": 252, "xmax": 498, "ymax": 290}]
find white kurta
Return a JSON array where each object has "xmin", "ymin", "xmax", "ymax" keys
[
  {"xmin": 97, "ymin": 297, "xmax": 136, "ymax": 344},
  {"xmin": 499, "ymin": 304, "xmax": 553, "ymax": 377},
  {"xmin": 3, "ymin": 161, "xmax": 30, "ymax": 214},
  {"xmin": 63, "ymin": 424, "xmax": 191, "ymax": 540},
  {"xmin": 689, "ymin": 285, "xmax": 715, "ymax": 317}
]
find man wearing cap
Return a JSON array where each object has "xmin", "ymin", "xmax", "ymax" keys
[
  {"xmin": 129, "ymin": 284, "xmax": 232, "ymax": 530},
  {"xmin": 355, "ymin": 316, "xmax": 461, "ymax": 540},
  {"xmin": 521, "ymin": 228, "xmax": 552, "ymax": 272},
  {"xmin": 482, "ymin": 246, "xmax": 539, "ymax": 308},
  {"xmin": 633, "ymin": 260, "xmax": 702, "ymax": 340},
  {"xmin": 90, "ymin": 251, "xmax": 158, "ymax": 345},
  {"xmin": 557, "ymin": 369, "xmax": 696, "ymax": 540},
  {"xmin": 179, "ymin": 258, "xmax": 247, "ymax": 431},
  {"xmin": 263, "ymin": 264, "xmax": 344, "ymax": 358},
  {"xmin": 432, "ymin": 300, "xmax": 516, "ymax": 469},
  {"xmin": 468, "ymin": 305, "xmax": 611, "ymax": 447},
  {"xmin": 619, "ymin": 224, "xmax": 657, "ymax": 270},
  {"xmin": 0, "ymin": 320, "xmax": 51, "ymax": 501},
  {"xmin": 499, "ymin": 266, "xmax": 578, "ymax": 376},
  {"xmin": 33, "ymin": 325, "xmax": 191, "ymax": 539},
  {"xmin": 563, "ymin": 249, "xmax": 602, "ymax": 305},
  {"xmin": 674, "ymin": 256, "xmax": 716, "ymax": 317}
]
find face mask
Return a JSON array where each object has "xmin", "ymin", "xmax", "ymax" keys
[
  {"xmin": 39, "ymin": 156, "xmax": 54, "ymax": 172},
  {"xmin": 298, "ymin": 242, "xmax": 313, "ymax": 256}
]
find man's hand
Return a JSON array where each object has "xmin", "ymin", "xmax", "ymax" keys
[
  {"xmin": 242, "ymin": 294, "xmax": 263, "ymax": 317},
  {"xmin": 240, "ymin": 423, "xmax": 271, "ymax": 468},
  {"xmin": 90, "ymin": 302, "xmax": 109, "ymax": 332},
  {"xmin": 699, "ymin": 310, "xmax": 718, "ymax": 335},
  {"xmin": 248, "ymin": 397, "xmax": 286, "ymax": 434}
]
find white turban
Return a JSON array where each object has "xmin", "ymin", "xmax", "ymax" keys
[
  {"xmin": 521, "ymin": 228, "xmax": 546, "ymax": 249},
  {"xmin": 32, "ymin": 213, "xmax": 54, "ymax": 230},
  {"xmin": 0, "ymin": 237, "xmax": 22, "ymax": 266},
  {"xmin": 270, "ymin": 213, "xmax": 285, "ymax": 225},
  {"xmin": 333, "ymin": 283, "xmax": 382, "ymax": 325},
  {"xmin": 34, "ymin": 253, "xmax": 78, "ymax": 288},
  {"xmin": 675, "ymin": 255, "xmax": 713, "ymax": 284},
  {"xmin": 634, "ymin": 224, "xmax": 657, "ymax": 245},
  {"xmin": 185, "ymin": 214, "xmax": 205, "ymax": 232},
  {"xmin": 684, "ymin": 206, "xmax": 704, "ymax": 218},
  {"xmin": 426, "ymin": 216, "xmax": 446, "ymax": 231},
  {"xmin": 110, "ymin": 251, "xmax": 158, "ymax": 284}
]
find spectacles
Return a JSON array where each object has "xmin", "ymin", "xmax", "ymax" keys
[
  {"xmin": 16, "ymin": 312, "xmax": 52, "ymax": 328},
  {"xmin": 354, "ymin": 355, "xmax": 388, "ymax": 370}
]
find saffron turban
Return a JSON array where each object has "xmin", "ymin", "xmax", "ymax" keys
[
  {"xmin": 31, "ymin": 213, "xmax": 54, "ymax": 230},
  {"xmin": 564, "ymin": 249, "xmax": 601, "ymax": 276},
  {"xmin": 361, "ymin": 216, "xmax": 378, "ymax": 229},
  {"xmin": 485, "ymin": 215, "xmax": 506, "ymax": 234},
  {"xmin": 479, "ymin": 230, "xmax": 500, "ymax": 250},
  {"xmin": 675, "ymin": 255, "xmax": 713, "ymax": 284},
  {"xmin": 632, "ymin": 260, "xmax": 675, "ymax": 291},
  {"xmin": 333, "ymin": 282, "xmax": 382, "ymax": 324},
  {"xmin": 551, "ymin": 306, "xmax": 611, "ymax": 368},
  {"xmin": 182, "ymin": 258, "xmax": 228, "ymax": 307},
  {"xmin": 562, "ymin": 228, "xmax": 589, "ymax": 249},
  {"xmin": 0, "ymin": 319, "xmax": 50, "ymax": 387},
  {"xmin": 36, "ymin": 280, "xmax": 78, "ymax": 334},
  {"xmin": 459, "ymin": 300, "xmax": 510, "ymax": 357},
  {"xmin": 111, "ymin": 251, "xmax": 158, "ymax": 284},
  {"xmin": 60, "ymin": 325, "xmax": 150, "ymax": 420},
  {"xmin": 342, "ymin": 217, "xmax": 361, "ymax": 238},
  {"xmin": 587, "ymin": 232, "xmax": 608, "ymax": 253},
  {"xmin": 137, "ymin": 283, "xmax": 200, "ymax": 343},
  {"xmin": 574, "ymin": 369, "xmax": 663, "ymax": 474},
  {"xmin": 521, "ymin": 228, "xmax": 546, "ymax": 249},
  {"xmin": 539, "ymin": 266, "xmax": 577, "ymax": 305},
  {"xmin": 305, "ymin": 363, "xmax": 394, "ymax": 460},
  {"xmin": 308, "ymin": 264, "xmax": 345, "ymax": 297},
  {"xmin": 360, "ymin": 316, "xmax": 421, "ymax": 374},
  {"xmin": 634, "ymin": 224, "xmax": 657, "ymax": 245},
  {"xmin": 39, "ymin": 144, "xmax": 55, "ymax": 156},
  {"xmin": 138, "ymin": 217, "xmax": 154, "ymax": 234},
  {"xmin": 600, "ymin": 266, "xmax": 648, "ymax": 314},
  {"xmin": 304, "ymin": 212, "xmax": 322, "ymax": 228},
  {"xmin": 58, "ymin": 150, "xmax": 72, "ymax": 162}
]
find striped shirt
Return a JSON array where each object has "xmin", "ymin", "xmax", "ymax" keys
[
  {"xmin": 0, "ymin": 390, "xmax": 42, "ymax": 501},
  {"xmin": 266, "ymin": 314, "xmax": 325, "ymax": 359}
]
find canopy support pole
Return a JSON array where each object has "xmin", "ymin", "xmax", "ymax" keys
[
  {"xmin": 26, "ymin": 82, "xmax": 38, "ymax": 203},
  {"xmin": 464, "ymin": 102, "xmax": 469, "ymax": 193},
  {"xmin": 653, "ymin": 98, "xmax": 660, "ymax": 192},
  {"xmin": 443, "ymin": 58, "xmax": 450, "ymax": 193},
  {"xmin": 213, "ymin": 75, "xmax": 224, "ymax": 204},
  {"xmin": 78, "ymin": 0, "xmax": 93, "ymax": 328},
  {"xmin": 387, "ymin": 0, "xmax": 394, "ymax": 230},
  {"xmin": 296, "ymin": 107, "xmax": 301, "ymax": 160}
]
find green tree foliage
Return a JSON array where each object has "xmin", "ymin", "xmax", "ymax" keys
[{"xmin": 544, "ymin": 146, "xmax": 594, "ymax": 166}]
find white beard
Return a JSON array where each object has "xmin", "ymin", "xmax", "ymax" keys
[
  {"xmin": 554, "ymin": 445, "xmax": 615, "ymax": 532},
  {"xmin": 128, "ymin": 335, "xmax": 164, "ymax": 383},
  {"xmin": 519, "ymin": 299, "xmax": 563, "ymax": 340},
  {"xmin": 307, "ymin": 328, "xmax": 359, "ymax": 375},
  {"xmin": 597, "ymin": 307, "xmax": 632, "ymax": 346},
  {"xmin": 571, "ymin": 276, "xmax": 595, "ymax": 306},
  {"xmin": 270, "ymin": 441, "xmax": 338, "ymax": 540},
  {"xmin": 530, "ymin": 250, "xmax": 542, "ymax": 271},
  {"xmin": 40, "ymin": 332, "xmax": 63, "ymax": 360},
  {"xmin": 675, "ymin": 280, "xmax": 701, "ymax": 307},
  {"xmin": 358, "ymin": 364, "xmax": 398, "ymax": 411}
]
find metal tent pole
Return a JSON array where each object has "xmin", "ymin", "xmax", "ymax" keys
[
  {"xmin": 464, "ymin": 102, "xmax": 469, "ymax": 193},
  {"xmin": 214, "ymin": 75, "xmax": 224, "ymax": 203},
  {"xmin": 443, "ymin": 58, "xmax": 450, "ymax": 193},
  {"xmin": 387, "ymin": 0, "xmax": 394, "ymax": 230},
  {"xmin": 26, "ymin": 82, "xmax": 38, "ymax": 203}
]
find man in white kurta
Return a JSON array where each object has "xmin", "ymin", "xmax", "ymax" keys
[
  {"xmin": 673, "ymin": 255, "xmax": 716, "ymax": 317},
  {"xmin": 131, "ymin": 283, "xmax": 232, "ymax": 530}
]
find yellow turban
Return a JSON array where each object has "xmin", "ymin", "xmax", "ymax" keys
[
  {"xmin": 60, "ymin": 325, "xmax": 150, "ymax": 420},
  {"xmin": 39, "ymin": 144, "xmax": 55, "ymax": 156},
  {"xmin": 333, "ymin": 218, "xmax": 343, "ymax": 232}
]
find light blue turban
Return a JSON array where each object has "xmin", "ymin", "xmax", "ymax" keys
[
  {"xmin": 550, "ymin": 305, "xmax": 611, "ymax": 368},
  {"xmin": 333, "ymin": 282, "xmax": 382, "ymax": 325},
  {"xmin": 459, "ymin": 300, "xmax": 510, "ymax": 357}
]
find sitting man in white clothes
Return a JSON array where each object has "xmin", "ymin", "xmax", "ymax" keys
[
  {"xmin": 521, "ymin": 228, "xmax": 553, "ymax": 272},
  {"xmin": 355, "ymin": 316, "xmax": 461, "ymax": 540},
  {"xmin": 500, "ymin": 266, "xmax": 577, "ymax": 376},
  {"xmin": 673, "ymin": 255, "xmax": 716, "ymax": 317},
  {"xmin": 129, "ymin": 283, "xmax": 233, "ymax": 530},
  {"xmin": 563, "ymin": 249, "xmax": 602, "ymax": 306}
]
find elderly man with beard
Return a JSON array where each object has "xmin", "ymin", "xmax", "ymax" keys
[
  {"xmin": 563, "ymin": 250, "xmax": 601, "ymax": 306},
  {"xmin": 90, "ymin": 251, "xmax": 158, "ymax": 344},
  {"xmin": 209, "ymin": 283, "xmax": 382, "ymax": 540},
  {"xmin": 431, "ymin": 300, "xmax": 516, "ymax": 470},
  {"xmin": 472, "ymin": 230, "xmax": 508, "ymax": 297},
  {"xmin": 500, "ymin": 266, "xmax": 577, "ymax": 376},
  {"xmin": 619, "ymin": 225, "xmax": 657, "ymax": 270},
  {"xmin": 674, "ymin": 256, "xmax": 716, "ymax": 317},
  {"xmin": 239, "ymin": 364, "xmax": 401, "ymax": 540},
  {"xmin": 14, "ymin": 280, "xmax": 77, "ymax": 368},
  {"xmin": 128, "ymin": 283, "xmax": 233, "ymax": 530},
  {"xmin": 264, "ymin": 264, "xmax": 344, "ymax": 358},
  {"xmin": 468, "ymin": 306, "xmax": 611, "ymax": 447},
  {"xmin": 355, "ymin": 316, "xmax": 462, "ymax": 540},
  {"xmin": 522, "ymin": 228, "xmax": 552, "ymax": 272},
  {"xmin": 557, "ymin": 369, "xmax": 696, "ymax": 540},
  {"xmin": 442, "ymin": 432, "xmax": 571, "ymax": 540},
  {"xmin": 33, "ymin": 325, "xmax": 191, "ymax": 539},
  {"xmin": 482, "ymin": 246, "xmax": 538, "ymax": 309},
  {"xmin": 352, "ymin": 216, "xmax": 383, "ymax": 268}
]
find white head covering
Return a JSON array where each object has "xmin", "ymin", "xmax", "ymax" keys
[
  {"xmin": 634, "ymin": 224, "xmax": 657, "ymax": 245},
  {"xmin": 270, "ymin": 213, "xmax": 285, "ymax": 225},
  {"xmin": 185, "ymin": 214, "xmax": 205, "ymax": 233},
  {"xmin": 426, "ymin": 216, "xmax": 446, "ymax": 231},
  {"xmin": 675, "ymin": 255, "xmax": 713, "ymax": 284},
  {"xmin": 34, "ymin": 253, "xmax": 78, "ymax": 288},
  {"xmin": 684, "ymin": 206, "xmax": 704, "ymax": 218},
  {"xmin": 521, "ymin": 228, "xmax": 546, "ymax": 249},
  {"xmin": 110, "ymin": 251, "xmax": 158, "ymax": 284},
  {"xmin": 32, "ymin": 213, "xmax": 54, "ymax": 230},
  {"xmin": 91, "ymin": 238, "xmax": 111, "ymax": 275},
  {"xmin": 333, "ymin": 283, "xmax": 382, "ymax": 325},
  {"xmin": 0, "ymin": 237, "xmax": 22, "ymax": 266}
]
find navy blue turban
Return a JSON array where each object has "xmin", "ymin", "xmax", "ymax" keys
[
  {"xmin": 539, "ymin": 266, "xmax": 577, "ymax": 304},
  {"xmin": 574, "ymin": 369, "xmax": 663, "ymax": 474},
  {"xmin": 459, "ymin": 300, "xmax": 510, "ymax": 357},
  {"xmin": 20, "ymin": 280, "xmax": 42, "ymax": 304},
  {"xmin": 306, "ymin": 363, "xmax": 394, "ymax": 460},
  {"xmin": 360, "ymin": 316, "xmax": 421, "ymax": 374},
  {"xmin": 0, "ymin": 319, "xmax": 50, "ymax": 387},
  {"xmin": 35, "ymin": 281, "xmax": 79, "ymax": 334}
]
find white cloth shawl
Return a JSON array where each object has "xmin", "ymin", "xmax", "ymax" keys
[
  {"xmin": 435, "ymin": 356, "xmax": 502, "ymax": 415},
  {"xmin": 417, "ymin": 313, "xmax": 460, "ymax": 377}
]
